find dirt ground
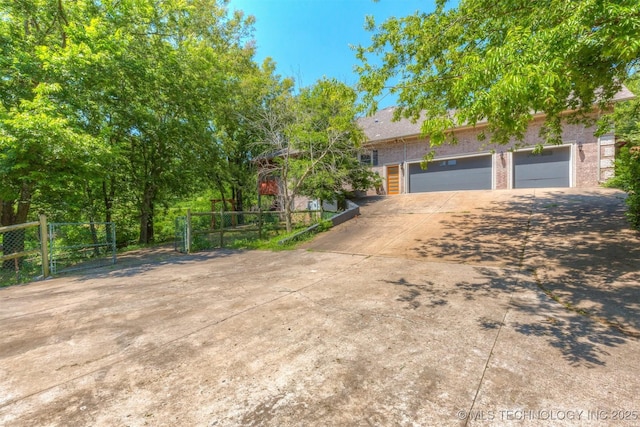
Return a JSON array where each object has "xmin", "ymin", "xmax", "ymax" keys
[{"xmin": 1, "ymin": 188, "xmax": 639, "ymax": 426}]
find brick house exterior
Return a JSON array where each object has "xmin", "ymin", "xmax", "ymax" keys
[{"xmin": 358, "ymin": 87, "xmax": 635, "ymax": 195}]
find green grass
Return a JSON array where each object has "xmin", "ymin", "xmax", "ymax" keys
[
  {"xmin": 0, "ymin": 259, "xmax": 43, "ymax": 287},
  {"xmin": 226, "ymin": 224, "xmax": 328, "ymax": 251}
]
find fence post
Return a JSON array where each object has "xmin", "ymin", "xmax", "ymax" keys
[
  {"xmin": 39, "ymin": 214, "xmax": 50, "ymax": 278},
  {"xmin": 111, "ymin": 223, "xmax": 117, "ymax": 264},
  {"xmin": 186, "ymin": 209, "xmax": 192, "ymax": 254},
  {"xmin": 48, "ymin": 222, "xmax": 55, "ymax": 274},
  {"xmin": 219, "ymin": 208, "xmax": 225, "ymax": 247}
]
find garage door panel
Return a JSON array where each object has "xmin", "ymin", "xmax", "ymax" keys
[
  {"xmin": 514, "ymin": 148, "xmax": 570, "ymax": 188},
  {"xmin": 409, "ymin": 155, "xmax": 492, "ymax": 193}
]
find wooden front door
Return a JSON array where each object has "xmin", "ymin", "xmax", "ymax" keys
[{"xmin": 386, "ymin": 165, "xmax": 400, "ymax": 195}]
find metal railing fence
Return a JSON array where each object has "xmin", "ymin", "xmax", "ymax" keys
[
  {"xmin": 48, "ymin": 222, "xmax": 116, "ymax": 274},
  {"xmin": 175, "ymin": 209, "xmax": 328, "ymax": 253}
]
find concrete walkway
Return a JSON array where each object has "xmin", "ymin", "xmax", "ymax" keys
[{"xmin": 1, "ymin": 188, "xmax": 639, "ymax": 426}]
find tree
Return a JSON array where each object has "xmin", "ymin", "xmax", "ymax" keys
[
  {"xmin": 0, "ymin": 0, "xmax": 92, "ymax": 226},
  {"xmin": 2, "ymin": 0, "xmax": 271, "ymax": 249},
  {"xmin": 609, "ymin": 74, "xmax": 640, "ymax": 229},
  {"xmin": 356, "ymin": 0, "xmax": 640, "ymax": 146},
  {"xmin": 212, "ymin": 58, "xmax": 290, "ymax": 216},
  {"xmin": 0, "ymin": 0, "xmax": 104, "ymax": 266},
  {"xmin": 253, "ymin": 78, "xmax": 371, "ymax": 232},
  {"xmin": 25, "ymin": 0, "xmax": 258, "ymax": 244}
]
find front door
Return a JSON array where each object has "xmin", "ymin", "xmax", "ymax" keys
[{"xmin": 387, "ymin": 165, "xmax": 400, "ymax": 195}]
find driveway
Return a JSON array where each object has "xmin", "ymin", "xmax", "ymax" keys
[{"xmin": 1, "ymin": 188, "xmax": 639, "ymax": 426}]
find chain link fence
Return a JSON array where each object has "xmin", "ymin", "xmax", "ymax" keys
[
  {"xmin": 0, "ymin": 220, "xmax": 46, "ymax": 286},
  {"xmin": 175, "ymin": 210, "xmax": 328, "ymax": 253},
  {"xmin": 174, "ymin": 216, "xmax": 188, "ymax": 253},
  {"xmin": 48, "ymin": 222, "xmax": 116, "ymax": 274}
]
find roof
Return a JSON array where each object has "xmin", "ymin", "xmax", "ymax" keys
[
  {"xmin": 612, "ymin": 85, "xmax": 637, "ymax": 102},
  {"xmin": 358, "ymin": 86, "xmax": 637, "ymax": 143},
  {"xmin": 358, "ymin": 107, "xmax": 423, "ymax": 143}
]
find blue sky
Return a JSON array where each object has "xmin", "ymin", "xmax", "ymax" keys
[{"xmin": 228, "ymin": 0, "xmax": 439, "ymax": 107}]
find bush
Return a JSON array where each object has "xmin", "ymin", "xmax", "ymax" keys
[
  {"xmin": 608, "ymin": 74, "xmax": 640, "ymax": 229},
  {"xmin": 608, "ymin": 140, "xmax": 640, "ymax": 229}
]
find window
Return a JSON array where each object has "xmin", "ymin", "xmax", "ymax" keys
[
  {"xmin": 360, "ymin": 153, "xmax": 371, "ymax": 165},
  {"xmin": 360, "ymin": 150, "xmax": 379, "ymax": 166}
]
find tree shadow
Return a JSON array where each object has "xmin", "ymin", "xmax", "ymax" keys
[
  {"xmin": 399, "ymin": 189, "xmax": 639, "ymax": 366},
  {"xmin": 352, "ymin": 195, "xmax": 389, "ymax": 209},
  {"xmin": 382, "ymin": 277, "xmax": 450, "ymax": 310},
  {"xmin": 511, "ymin": 313, "xmax": 626, "ymax": 368},
  {"xmin": 68, "ymin": 247, "xmax": 239, "ymax": 281},
  {"xmin": 410, "ymin": 192, "xmax": 535, "ymax": 264},
  {"xmin": 523, "ymin": 191, "xmax": 640, "ymax": 335}
]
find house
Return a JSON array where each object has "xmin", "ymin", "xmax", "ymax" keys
[{"xmin": 357, "ymin": 87, "xmax": 636, "ymax": 195}]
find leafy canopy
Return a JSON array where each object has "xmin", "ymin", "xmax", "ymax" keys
[
  {"xmin": 608, "ymin": 74, "xmax": 640, "ymax": 229},
  {"xmin": 356, "ymin": 0, "xmax": 640, "ymax": 145},
  {"xmin": 252, "ymin": 78, "xmax": 371, "ymax": 232}
]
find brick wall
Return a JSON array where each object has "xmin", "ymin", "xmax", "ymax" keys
[{"xmin": 367, "ymin": 115, "xmax": 611, "ymax": 194}]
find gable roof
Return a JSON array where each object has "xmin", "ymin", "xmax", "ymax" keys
[
  {"xmin": 358, "ymin": 86, "xmax": 637, "ymax": 143},
  {"xmin": 358, "ymin": 107, "xmax": 423, "ymax": 143}
]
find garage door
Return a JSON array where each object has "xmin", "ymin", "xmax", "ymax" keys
[
  {"xmin": 513, "ymin": 147, "xmax": 570, "ymax": 188},
  {"xmin": 408, "ymin": 155, "xmax": 492, "ymax": 193}
]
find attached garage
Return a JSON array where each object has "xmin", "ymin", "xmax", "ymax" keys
[
  {"xmin": 408, "ymin": 155, "xmax": 493, "ymax": 193},
  {"xmin": 513, "ymin": 147, "xmax": 570, "ymax": 188}
]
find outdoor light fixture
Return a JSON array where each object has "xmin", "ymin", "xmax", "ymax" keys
[{"xmin": 577, "ymin": 141, "xmax": 584, "ymax": 152}]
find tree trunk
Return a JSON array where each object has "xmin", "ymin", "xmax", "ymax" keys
[
  {"xmin": 233, "ymin": 185, "xmax": 244, "ymax": 225},
  {"xmin": 284, "ymin": 201, "xmax": 293, "ymax": 233},
  {"xmin": 85, "ymin": 184, "xmax": 100, "ymax": 256},
  {"xmin": 282, "ymin": 186, "xmax": 293, "ymax": 233},
  {"xmin": 138, "ymin": 184, "xmax": 156, "ymax": 244},
  {"xmin": 102, "ymin": 178, "xmax": 115, "ymax": 245}
]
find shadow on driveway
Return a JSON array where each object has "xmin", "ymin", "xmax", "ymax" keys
[{"xmin": 332, "ymin": 188, "xmax": 640, "ymax": 367}]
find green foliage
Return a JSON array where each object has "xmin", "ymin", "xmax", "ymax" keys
[
  {"xmin": 317, "ymin": 219, "xmax": 333, "ymax": 232},
  {"xmin": 0, "ymin": 0, "xmax": 105, "ymax": 226},
  {"xmin": 253, "ymin": 78, "xmax": 371, "ymax": 231},
  {"xmin": 614, "ymin": 144, "xmax": 640, "ymax": 229},
  {"xmin": 226, "ymin": 226, "xmax": 312, "ymax": 251},
  {"xmin": 608, "ymin": 75, "xmax": 640, "ymax": 228},
  {"xmin": 0, "ymin": 0, "xmax": 275, "ymax": 248},
  {"xmin": 356, "ymin": 0, "xmax": 640, "ymax": 146}
]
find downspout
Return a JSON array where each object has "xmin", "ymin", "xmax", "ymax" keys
[
  {"xmin": 403, "ymin": 139, "xmax": 407, "ymax": 194},
  {"xmin": 597, "ymin": 135, "xmax": 602, "ymax": 184},
  {"xmin": 597, "ymin": 113, "xmax": 602, "ymax": 184}
]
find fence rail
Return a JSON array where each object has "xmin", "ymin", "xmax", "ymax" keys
[
  {"xmin": 49, "ymin": 222, "xmax": 116, "ymax": 274},
  {"xmin": 0, "ymin": 216, "xmax": 49, "ymax": 286},
  {"xmin": 1, "ymin": 217, "xmax": 118, "ymax": 286},
  {"xmin": 175, "ymin": 209, "xmax": 328, "ymax": 253}
]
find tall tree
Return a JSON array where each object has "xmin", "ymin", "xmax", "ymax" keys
[
  {"xmin": 254, "ymin": 78, "xmax": 370, "ymax": 232},
  {"xmin": 36, "ymin": 0, "xmax": 257, "ymax": 243},
  {"xmin": 356, "ymin": 0, "xmax": 640, "ymax": 146},
  {"xmin": 214, "ymin": 58, "xmax": 294, "ymax": 214},
  {"xmin": 0, "ymin": 0, "xmax": 102, "ymax": 264},
  {"xmin": 0, "ymin": 0, "xmax": 95, "ymax": 227}
]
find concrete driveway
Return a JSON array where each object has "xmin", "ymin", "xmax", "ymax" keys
[{"xmin": 1, "ymin": 188, "xmax": 639, "ymax": 426}]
